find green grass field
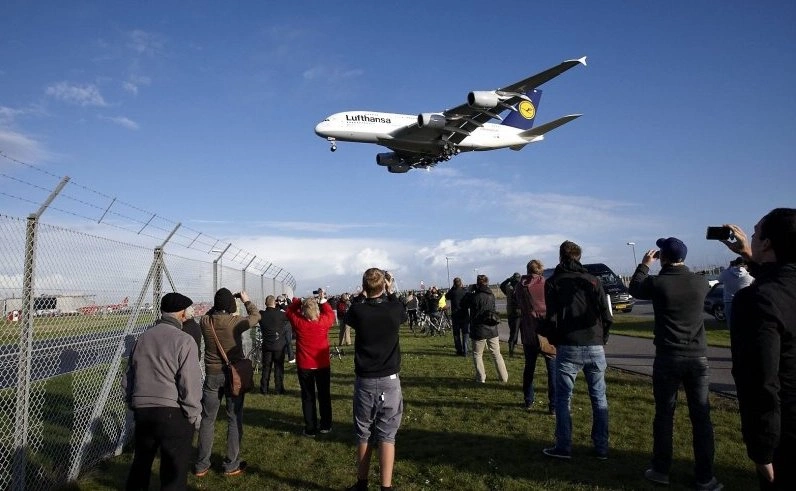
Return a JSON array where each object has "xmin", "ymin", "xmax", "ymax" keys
[
  {"xmin": 73, "ymin": 324, "xmax": 755, "ymax": 491},
  {"xmin": 611, "ymin": 315, "xmax": 731, "ymax": 348}
]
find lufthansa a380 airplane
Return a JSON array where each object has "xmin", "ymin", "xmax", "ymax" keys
[{"xmin": 314, "ymin": 56, "xmax": 587, "ymax": 173}]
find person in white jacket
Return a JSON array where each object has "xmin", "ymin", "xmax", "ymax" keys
[{"xmin": 718, "ymin": 257, "xmax": 754, "ymax": 326}]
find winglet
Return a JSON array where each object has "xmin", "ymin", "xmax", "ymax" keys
[{"xmin": 564, "ymin": 56, "xmax": 587, "ymax": 67}]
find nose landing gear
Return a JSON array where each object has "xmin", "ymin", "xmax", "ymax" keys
[{"xmin": 327, "ymin": 137, "xmax": 337, "ymax": 152}]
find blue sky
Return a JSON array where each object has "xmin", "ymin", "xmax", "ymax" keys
[{"xmin": 1, "ymin": 1, "xmax": 794, "ymax": 295}]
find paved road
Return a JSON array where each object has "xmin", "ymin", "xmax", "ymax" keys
[{"xmin": 496, "ymin": 315, "xmax": 736, "ymax": 398}]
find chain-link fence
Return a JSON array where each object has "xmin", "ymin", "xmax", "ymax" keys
[{"xmin": 0, "ymin": 155, "xmax": 296, "ymax": 489}]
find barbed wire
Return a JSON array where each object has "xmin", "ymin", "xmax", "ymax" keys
[{"xmin": 0, "ymin": 150, "xmax": 296, "ymax": 288}]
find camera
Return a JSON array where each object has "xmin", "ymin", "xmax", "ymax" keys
[
  {"xmin": 312, "ymin": 288, "xmax": 322, "ymax": 295},
  {"xmin": 706, "ymin": 226, "xmax": 733, "ymax": 241},
  {"xmin": 233, "ymin": 292, "xmax": 242, "ymax": 298}
]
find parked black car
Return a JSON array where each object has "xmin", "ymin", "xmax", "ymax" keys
[{"xmin": 703, "ymin": 283, "xmax": 725, "ymax": 321}]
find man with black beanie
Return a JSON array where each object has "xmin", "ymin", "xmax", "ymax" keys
[
  {"xmin": 123, "ymin": 292, "xmax": 202, "ymax": 490},
  {"xmin": 195, "ymin": 288, "xmax": 260, "ymax": 477}
]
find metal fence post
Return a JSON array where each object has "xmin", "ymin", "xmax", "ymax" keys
[{"xmin": 12, "ymin": 176, "xmax": 69, "ymax": 491}]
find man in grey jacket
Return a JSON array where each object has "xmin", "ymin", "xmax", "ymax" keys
[{"xmin": 123, "ymin": 292, "xmax": 202, "ymax": 490}]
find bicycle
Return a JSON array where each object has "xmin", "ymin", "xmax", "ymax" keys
[{"xmin": 246, "ymin": 329, "xmax": 263, "ymax": 373}]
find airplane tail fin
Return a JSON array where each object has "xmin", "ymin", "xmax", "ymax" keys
[{"xmin": 501, "ymin": 89, "xmax": 542, "ymax": 130}]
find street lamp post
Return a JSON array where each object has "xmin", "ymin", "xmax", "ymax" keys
[
  {"xmin": 626, "ymin": 242, "xmax": 637, "ymax": 267},
  {"xmin": 445, "ymin": 256, "xmax": 453, "ymax": 288}
]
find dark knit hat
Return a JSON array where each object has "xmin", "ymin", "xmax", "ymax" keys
[
  {"xmin": 656, "ymin": 237, "xmax": 688, "ymax": 262},
  {"xmin": 160, "ymin": 292, "xmax": 193, "ymax": 313},
  {"xmin": 213, "ymin": 288, "xmax": 237, "ymax": 313}
]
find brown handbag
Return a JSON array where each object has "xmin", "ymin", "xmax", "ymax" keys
[{"xmin": 208, "ymin": 318, "xmax": 253, "ymax": 396}]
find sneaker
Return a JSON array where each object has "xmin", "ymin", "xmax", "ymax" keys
[
  {"xmin": 319, "ymin": 427, "xmax": 332, "ymax": 434},
  {"xmin": 303, "ymin": 429, "xmax": 317, "ymax": 438},
  {"xmin": 223, "ymin": 461, "xmax": 247, "ymax": 477},
  {"xmin": 542, "ymin": 447, "xmax": 571, "ymax": 459},
  {"xmin": 696, "ymin": 477, "xmax": 724, "ymax": 491},
  {"xmin": 288, "ymin": 358, "xmax": 296, "ymax": 364},
  {"xmin": 193, "ymin": 468, "xmax": 209, "ymax": 478},
  {"xmin": 595, "ymin": 450, "xmax": 609, "ymax": 460},
  {"xmin": 644, "ymin": 468, "xmax": 670, "ymax": 485},
  {"xmin": 524, "ymin": 402, "xmax": 533, "ymax": 412}
]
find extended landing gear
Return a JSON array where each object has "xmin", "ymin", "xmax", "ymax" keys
[
  {"xmin": 327, "ymin": 137, "xmax": 337, "ymax": 152},
  {"xmin": 441, "ymin": 142, "xmax": 460, "ymax": 160}
]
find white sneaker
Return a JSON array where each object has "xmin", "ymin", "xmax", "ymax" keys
[{"xmin": 288, "ymin": 358, "xmax": 296, "ymax": 364}]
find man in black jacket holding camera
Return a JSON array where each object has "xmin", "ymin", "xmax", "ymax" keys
[
  {"xmin": 722, "ymin": 208, "xmax": 796, "ymax": 490},
  {"xmin": 629, "ymin": 237, "xmax": 720, "ymax": 490}
]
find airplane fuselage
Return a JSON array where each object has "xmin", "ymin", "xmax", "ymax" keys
[{"xmin": 315, "ymin": 111, "xmax": 537, "ymax": 155}]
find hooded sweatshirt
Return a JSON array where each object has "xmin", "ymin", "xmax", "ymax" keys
[{"xmin": 718, "ymin": 265, "xmax": 754, "ymax": 303}]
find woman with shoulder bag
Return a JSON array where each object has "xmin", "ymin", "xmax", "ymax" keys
[{"xmin": 515, "ymin": 260, "xmax": 557, "ymax": 414}]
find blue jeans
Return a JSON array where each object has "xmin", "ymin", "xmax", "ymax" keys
[
  {"xmin": 195, "ymin": 372, "xmax": 245, "ymax": 473},
  {"xmin": 452, "ymin": 319, "xmax": 469, "ymax": 355},
  {"xmin": 554, "ymin": 345, "xmax": 609, "ymax": 454},
  {"xmin": 651, "ymin": 355, "xmax": 715, "ymax": 483},
  {"xmin": 523, "ymin": 344, "xmax": 555, "ymax": 409}
]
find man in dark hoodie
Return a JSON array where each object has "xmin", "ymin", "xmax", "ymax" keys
[
  {"xmin": 629, "ymin": 238, "xmax": 721, "ymax": 490},
  {"xmin": 543, "ymin": 240, "xmax": 612, "ymax": 460},
  {"xmin": 722, "ymin": 208, "xmax": 796, "ymax": 490},
  {"xmin": 500, "ymin": 272, "xmax": 522, "ymax": 356},
  {"xmin": 445, "ymin": 277, "xmax": 470, "ymax": 356}
]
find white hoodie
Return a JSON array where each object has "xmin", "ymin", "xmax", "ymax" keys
[{"xmin": 718, "ymin": 266, "xmax": 754, "ymax": 303}]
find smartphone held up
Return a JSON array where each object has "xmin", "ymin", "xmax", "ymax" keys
[{"xmin": 706, "ymin": 226, "xmax": 733, "ymax": 241}]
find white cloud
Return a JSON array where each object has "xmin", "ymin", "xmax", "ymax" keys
[
  {"xmin": 126, "ymin": 30, "xmax": 165, "ymax": 56},
  {"xmin": 0, "ymin": 106, "xmax": 25, "ymax": 125},
  {"xmin": 228, "ymin": 231, "xmax": 572, "ymax": 295},
  {"xmin": 45, "ymin": 82, "xmax": 107, "ymax": 107},
  {"xmin": 123, "ymin": 75, "xmax": 152, "ymax": 95},
  {"xmin": 0, "ymin": 129, "xmax": 49, "ymax": 162},
  {"xmin": 98, "ymin": 115, "xmax": 140, "ymax": 130}
]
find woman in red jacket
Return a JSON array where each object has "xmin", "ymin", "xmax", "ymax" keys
[{"xmin": 285, "ymin": 292, "xmax": 335, "ymax": 436}]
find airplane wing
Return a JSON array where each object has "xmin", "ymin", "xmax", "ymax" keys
[{"xmin": 389, "ymin": 57, "xmax": 587, "ymax": 147}]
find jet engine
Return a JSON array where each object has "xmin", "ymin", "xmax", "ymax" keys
[
  {"xmin": 467, "ymin": 91, "xmax": 499, "ymax": 108},
  {"xmin": 417, "ymin": 113, "xmax": 446, "ymax": 128},
  {"xmin": 376, "ymin": 152, "xmax": 402, "ymax": 166},
  {"xmin": 388, "ymin": 164, "xmax": 410, "ymax": 173}
]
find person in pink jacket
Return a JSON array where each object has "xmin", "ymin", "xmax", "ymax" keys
[{"xmin": 285, "ymin": 290, "xmax": 335, "ymax": 436}]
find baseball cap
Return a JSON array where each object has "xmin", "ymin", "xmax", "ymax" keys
[{"xmin": 656, "ymin": 237, "xmax": 687, "ymax": 261}]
